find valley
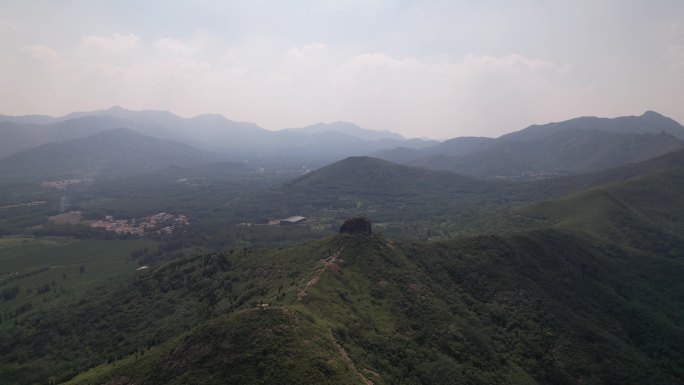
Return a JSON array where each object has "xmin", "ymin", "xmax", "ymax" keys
[
  {"xmin": 4, "ymin": 3, "xmax": 684, "ymax": 383},
  {"xmin": 1, "ymin": 108, "xmax": 684, "ymax": 385}
]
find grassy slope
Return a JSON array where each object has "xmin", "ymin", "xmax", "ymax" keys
[
  {"xmin": 56, "ymin": 228, "xmax": 684, "ymax": 385},
  {"xmin": 0, "ymin": 237, "xmax": 157, "ymax": 384},
  {"xmin": 1, "ymin": 238, "xmax": 346, "ymax": 385},
  {"xmin": 66, "ymin": 307, "xmax": 367, "ymax": 385},
  {"xmin": 0, "ymin": 237, "xmax": 154, "ymax": 273},
  {"xmin": 519, "ymin": 167, "xmax": 684, "ymax": 253},
  {"xmin": 305, "ymin": 232, "xmax": 684, "ymax": 385},
  {"xmin": 50, "ymin": 211, "xmax": 684, "ymax": 385},
  {"xmin": 0, "ymin": 237, "xmax": 156, "ymax": 322}
]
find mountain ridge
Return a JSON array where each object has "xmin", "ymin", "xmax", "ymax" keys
[
  {"xmin": 374, "ymin": 111, "xmax": 684, "ymax": 178},
  {"xmin": 290, "ymin": 121, "xmax": 405, "ymax": 141},
  {"xmin": 0, "ymin": 127, "xmax": 217, "ymax": 179},
  {"xmin": 501, "ymin": 110, "xmax": 684, "ymax": 142},
  {"xmin": 0, "ymin": 107, "xmax": 434, "ymax": 166}
]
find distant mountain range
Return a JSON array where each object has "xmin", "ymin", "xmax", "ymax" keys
[
  {"xmin": 374, "ymin": 111, "xmax": 684, "ymax": 179},
  {"xmin": 500, "ymin": 110, "xmax": 684, "ymax": 141},
  {"xmin": 0, "ymin": 128, "xmax": 217, "ymax": 179},
  {"xmin": 286, "ymin": 121, "xmax": 405, "ymax": 141},
  {"xmin": 2, "ymin": 108, "xmax": 684, "ymax": 181},
  {"xmin": 0, "ymin": 116, "xmax": 133, "ymax": 160},
  {"xmin": 0, "ymin": 107, "xmax": 430, "ymax": 167}
]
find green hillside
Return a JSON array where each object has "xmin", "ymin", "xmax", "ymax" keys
[
  {"xmin": 210, "ymin": 151, "xmax": 684, "ymax": 241},
  {"xmin": 226, "ymin": 156, "xmax": 510, "ymax": 239},
  {"xmin": 2, "ymin": 151, "xmax": 684, "ymax": 384},
  {"xmin": 375, "ymin": 111, "xmax": 684, "ymax": 179},
  {"xmin": 2, "ymin": 126, "xmax": 684, "ymax": 385},
  {"xmin": 67, "ymin": 308, "xmax": 367, "ymax": 385},
  {"xmin": 45, "ymin": 229, "xmax": 683, "ymax": 385},
  {"xmin": 286, "ymin": 156, "xmax": 489, "ymax": 195},
  {"xmin": 412, "ymin": 130, "xmax": 683, "ymax": 178},
  {"xmin": 520, "ymin": 163, "xmax": 684, "ymax": 251}
]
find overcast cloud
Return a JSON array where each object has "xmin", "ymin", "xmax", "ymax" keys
[{"xmin": 1, "ymin": 0, "xmax": 683, "ymax": 138}]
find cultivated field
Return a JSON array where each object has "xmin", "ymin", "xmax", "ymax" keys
[{"xmin": 0, "ymin": 237, "xmax": 157, "ymax": 328}]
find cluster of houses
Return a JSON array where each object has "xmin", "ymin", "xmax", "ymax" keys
[
  {"xmin": 0, "ymin": 200, "xmax": 47, "ymax": 210},
  {"xmin": 90, "ymin": 212, "xmax": 189, "ymax": 235},
  {"xmin": 41, "ymin": 179, "xmax": 83, "ymax": 190}
]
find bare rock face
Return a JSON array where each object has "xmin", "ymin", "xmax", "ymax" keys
[{"xmin": 339, "ymin": 217, "xmax": 372, "ymax": 235}]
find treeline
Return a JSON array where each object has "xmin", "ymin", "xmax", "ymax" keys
[
  {"xmin": 2, "ymin": 286, "xmax": 19, "ymax": 301},
  {"xmin": 0, "ymin": 278, "xmax": 71, "ymax": 324},
  {"xmin": 31, "ymin": 224, "xmax": 139, "ymax": 240},
  {"xmin": 0, "ymin": 239, "xmax": 323, "ymax": 385}
]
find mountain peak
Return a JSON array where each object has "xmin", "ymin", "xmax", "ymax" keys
[
  {"xmin": 333, "ymin": 156, "xmax": 394, "ymax": 168},
  {"xmin": 298, "ymin": 121, "xmax": 405, "ymax": 141},
  {"xmin": 192, "ymin": 113, "xmax": 231, "ymax": 124},
  {"xmin": 312, "ymin": 121, "xmax": 360, "ymax": 129},
  {"xmin": 641, "ymin": 110, "xmax": 665, "ymax": 118},
  {"xmin": 639, "ymin": 110, "xmax": 676, "ymax": 124}
]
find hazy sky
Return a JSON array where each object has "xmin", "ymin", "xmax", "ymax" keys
[{"xmin": 1, "ymin": 1, "xmax": 683, "ymax": 138}]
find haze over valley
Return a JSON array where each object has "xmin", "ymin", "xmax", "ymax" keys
[{"xmin": 2, "ymin": 2, "xmax": 684, "ymax": 385}]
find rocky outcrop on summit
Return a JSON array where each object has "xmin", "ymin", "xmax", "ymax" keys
[{"xmin": 339, "ymin": 217, "xmax": 372, "ymax": 235}]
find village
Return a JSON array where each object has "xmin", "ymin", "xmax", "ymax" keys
[
  {"xmin": 90, "ymin": 212, "xmax": 189, "ymax": 235},
  {"xmin": 49, "ymin": 211, "xmax": 189, "ymax": 235},
  {"xmin": 0, "ymin": 201, "xmax": 47, "ymax": 210},
  {"xmin": 41, "ymin": 179, "xmax": 83, "ymax": 190}
]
